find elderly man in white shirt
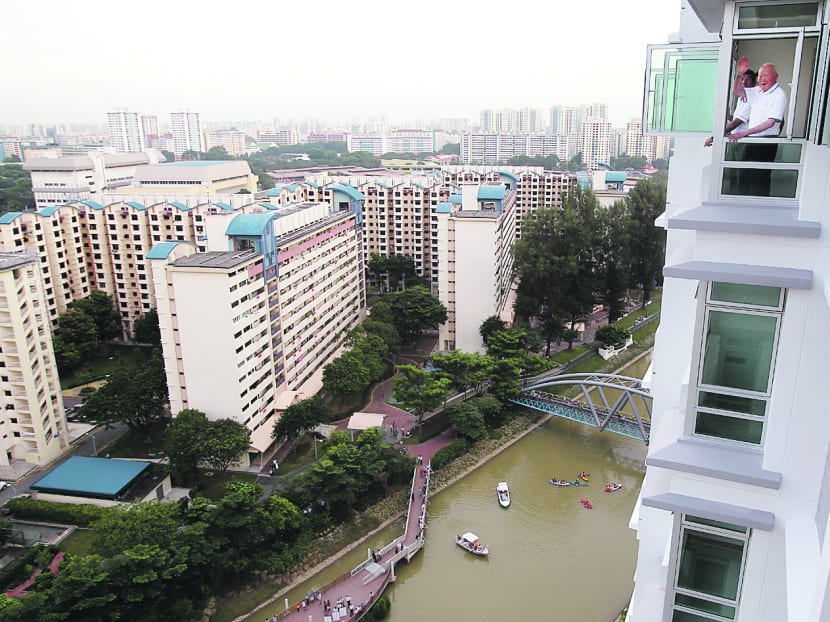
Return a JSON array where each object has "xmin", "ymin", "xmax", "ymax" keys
[
  {"xmin": 728, "ymin": 59, "xmax": 787, "ymax": 141},
  {"xmin": 727, "ymin": 57, "xmax": 788, "ymax": 196}
]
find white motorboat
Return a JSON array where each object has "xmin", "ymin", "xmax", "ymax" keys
[
  {"xmin": 456, "ymin": 532, "xmax": 489, "ymax": 556},
  {"xmin": 497, "ymin": 481, "xmax": 510, "ymax": 507}
]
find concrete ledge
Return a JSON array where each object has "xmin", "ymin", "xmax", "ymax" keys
[
  {"xmin": 667, "ymin": 203, "xmax": 820, "ymax": 238},
  {"xmin": 646, "ymin": 438, "xmax": 782, "ymax": 489},
  {"xmin": 663, "ymin": 260, "xmax": 812, "ymax": 289},
  {"xmin": 642, "ymin": 491, "xmax": 775, "ymax": 530}
]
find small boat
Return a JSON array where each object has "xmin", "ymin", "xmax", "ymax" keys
[
  {"xmin": 549, "ymin": 478, "xmax": 571, "ymax": 487},
  {"xmin": 580, "ymin": 498, "xmax": 593, "ymax": 509},
  {"xmin": 579, "ymin": 471, "xmax": 590, "ymax": 482},
  {"xmin": 571, "ymin": 480, "xmax": 589, "ymax": 487},
  {"xmin": 496, "ymin": 481, "xmax": 510, "ymax": 507},
  {"xmin": 604, "ymin": 483, "xmax": 622, "ymax": 493},
  {"xmin": 456, "ymin": 532, "xmax": 489, "ymax": 556}
]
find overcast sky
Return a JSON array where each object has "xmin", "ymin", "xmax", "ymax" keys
[{"xmin": 2, "ymin": 0, "xmax": 680, "ymax": 129}]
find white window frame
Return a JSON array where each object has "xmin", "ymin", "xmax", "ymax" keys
[
  {"xmin": 732, "ymin": 0, "xmax": 821, "ymax": 35},
  {"xmin": 670, "ymin": 514, "xmax": 751, "ymax": 622},
  {"xmin": 690, "ymin": 283, "xmax": 784, "ymax": 446}
]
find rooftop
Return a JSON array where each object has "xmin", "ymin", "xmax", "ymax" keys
[
  {"xmin": 170, "ymin": 249, "xmax": 260, "ymax": 270},
  {"xmin": 0, "ymin": 251, "xmax": 39, "ymax": 272},
  {"xmin": 30, "ymin": 456, "xmax": 152, "ymax": 500}
]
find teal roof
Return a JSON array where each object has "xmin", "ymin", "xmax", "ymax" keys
[
  {"xmin": 81, "ymin": 200, "xmax": 105, "ymax": 210},
  {"xmin": 37, "ymin": 206, "xmax": 61, "ymax": 217},
  {"xmin": 449, "ymin": 194, "xmax": 462, "ymax": 204},
  {"xmin": 605, "ymin": 172, "xmax": 627, "ymax": 182},
  {"xmin": 436, "ymin": 203, "xmax": 453, "ymax": 213},
  {"xmin": 478, "ymin": 185, "xmax": 505, "ymax": 201},
  {"xmin": 375, "ymin": 182, "xmax": 390, "ymax": 189},
  {"xmin": 331, "ymin": 184, "xmax": 364, "ymax": 201},
  {"xmin": 269, "ymin": 183, "xmax": 299, "ymax": 195},
  {"xmin": 0, "ymin": 212, "xmax": 23, "ymax": 224},
  {"xmin": 259, "ymin": 203, "xmax": 280, "ymax": 211},
  {"xmin": 147, "ymin": 240, "xmax": 195, "ymax": 260},
  {"xmin": 31, "ymin": 456, "xmax": 151, "ymax": 500},
  {"xmin": 168, "ymin": 201, "xmax": 191, "ymax": 211},
  {"xmin": 302, "ymin": 181, "xmax": 319, "ymax": 189},
  {"xmin": 225, "ymin": 213, "xmax": 276, "ymax": 237},
  {"xmin": 412, "ymin": 182, "xmax": 425, "ymax": 189},
  {"xmin": 125, "ymin": 201, "xmax": 148, "ymax": 210},
  {"xmin": 212, "ymin": 202, "xmax": 234, "ymax": 211},
  {"xmin": 496, "ymin": 170, "xmax": 519, "ymax": 183}
]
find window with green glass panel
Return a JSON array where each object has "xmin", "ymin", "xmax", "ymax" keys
[
  {"xmin": 645, "ymin": 44, "xmax": 719, "ymax": 135},
  {"xmin": 695, "ymin": 283, "xmax": 783, "ymax": 444},
  {"xmin": 672, "ymin": 515, "xmax": 750, "ymax": 622}
]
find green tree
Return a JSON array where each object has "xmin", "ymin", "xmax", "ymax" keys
[
  {"xmin": 0, "ymin": 164, "xmax": 34, "ymax": 212},
  {"xmin": 166, "ymin": 409, "xmax": 210, "ymax": 482},
  {"xmin": 626, "ymin": 178, "xmax": 667, "ymax": 306},
  {"xmin": 160, "ymin": 149, "xmax": 175, "ymax": 163},
  {"xmin": 204, "ymin": 146, "xmax": 230, "ymax": 160},
  {"xmin": 597, "ymin": 200, "xmax": 631, "ymax": 321},
  {"xmin": 91, "ymin": 502, "xmax": 181, "ymax": 557},
  {"xmin": 446, "ymin": 401, "xmax": 487, "ymax": 442},
  {"xmin": 489, "ymin": 358, "xmax": 522, "ymax": 401},
  {"xmin": 133, "ymin": 308, "xmax": 161, "ymax": 345},
  {"xmin": 513, "ymin": 190, "xmax": 600, "ymax": 351},
  {"xmin": 470, "ymin": 395, "xmax": 504, "ymax": 427},
  {"xmin": 393, "ymin": 365, "xmax": 451, "ymax": 428},
  {"xmin": 81, "ymin": 351, "xmax": 168, "ymax": 429},
  {"xmin": 322, "ymin": 351, "xmax": 370, "ymax": 402},
  {"xmin": 387, "ymin": 285, "xmax": 448, "ymax": 343},
  {"xmin": 180, "ymin": 149, "xmax": 201, "ymax": 161},
  {"xmin": 52, "ymin": 336, "xmax": 83, "ymax": 370},
  {"xmin": 273, "ymin": 396, "xmax": 331, "ymax": 454},
  {"xmin": 54, "ymin": 307, "xmax": 98, "ymax": 360},
  {"xmin": 362, "ymin": 318, "xmax": 400, "ymax": 352},
  {"xmin": 479, "ymin": 315, "xmax": 506, "ymax": 346},
  {"xmin": 68, "ymin": 290, "xmax": 122, "ymax": 343},
  {"xmin": 431, "ymin": 351, "xmax": 492, "ymax": 394},
  {"xmin": 201, "ymin": 419, "xmax": 251, "ymax": 472}
]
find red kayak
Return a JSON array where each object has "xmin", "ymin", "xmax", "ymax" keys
[
  {"xmin": 580, "ymin": 498, "xmax": 593, "ymax": 509},
  {"xmin": 604, "ymin": 483, "xmax": 622, "ymax": 493}
]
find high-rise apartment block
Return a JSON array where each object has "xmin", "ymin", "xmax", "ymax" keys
[
  {"xmin": 107, "ymin": 111, "xmax": 146, "ymax": 153},
  {"xmin": 480, "ymin": 108, "xmax": 546, "ymax": 134},
  {"xmin": 204, "ymin": 130, "xmax": 248, "ymax": 157},
  {"xmin": 580, "ymin": 118, "xmax": 611, "ymax": 169},
  {"xmin": 170, "ymin": 112, "xmax": 205, "ymax": 157},
  {"xmin": 630, "ymin": 1, "xmax": 830, "ymax": 620},
  {"xmin": 258, "ymin": 129, "xmax": 301, "ymax": 147},
  {"xmin": 0, "ymin": 251, "xmax": 69, "ymax": 466}
]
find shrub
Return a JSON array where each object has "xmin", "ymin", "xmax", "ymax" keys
[
  {"xmin": 0, "ymin": 545, "xmax": 61, "ymax": 591},
  {"xmin": 6, "ymin": 498, "xmax": 107, "ymax": 527},
  {"xmin": 364, "ymin": 595, "xmax": 391, "ymax": 620},
  {"xmin": 595, "ymin": 323, "xmax": 631, "ymax": 347},
  {"xmin": 430, "ymin": 439, "xmax": 468, "ymax": 470}
]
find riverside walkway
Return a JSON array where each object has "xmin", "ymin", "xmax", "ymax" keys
[{"xmin": 253, "ymin": 435, "xmax": 448, "ymax": 622}]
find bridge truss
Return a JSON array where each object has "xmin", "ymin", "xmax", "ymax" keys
[{"xmin": 510, "ymin": 373, "xmax": 653, "ymax": 443}]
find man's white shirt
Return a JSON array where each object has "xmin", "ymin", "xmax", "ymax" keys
[{"xmin": 743, "ymin": 83, "xmax": 788, "ymax": 136}]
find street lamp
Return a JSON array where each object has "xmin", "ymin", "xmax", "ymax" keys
[{"xmin": 91, "ymin": 433, "xmax": 97, "ymax": 456}]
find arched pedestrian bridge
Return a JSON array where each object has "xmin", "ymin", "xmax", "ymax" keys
[{"xmin": 510, "ymin": 373, "xmax": 652, "ymax": 444}]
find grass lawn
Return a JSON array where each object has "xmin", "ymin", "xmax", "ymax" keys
[
  {"xmin": 275, "ymin": 436, "xmax": 318, "ymax": 473},
  {"xmin": 617, "ymin": 297, "xmax": 663, "ymax": 331},
  {"xmin": 104, "ymin": 420, "xmax": 169, "ymax": 459},
  {"xmin": 195, "ymin": 470, "xmax": 259, "ymax": 500},
  {"xmin": 60, "ymin": 344, "xmax": 156, "ymax": 390},
  {"xmin": 59, "ymin": 529, "xmax": 96, "ymax": 557},
  {"xmin": 549, "ymin": 343, "xmax": 591, "ymax": 365}
]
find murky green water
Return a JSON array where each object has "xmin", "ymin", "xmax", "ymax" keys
[{"xmin": 245, "ymin": 355, "xmax": 651, "ymax": 622}]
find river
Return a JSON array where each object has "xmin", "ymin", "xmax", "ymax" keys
[{"xmin": 245, "ymin": 354, "xmax": 652, "ymax": 622}]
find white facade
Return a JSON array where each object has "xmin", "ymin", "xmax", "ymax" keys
[
  {"xmin": 107, "ymin": 111, "xmax": 146, "ymax": 153},
  {"xmin": 170, "ymin": 111, "xmax": 204, "ymax": 157},
  {"xmin": 151, "ymin": 202, "xmax": 365, "ymax": 460},
  {"xmin": 0, "ymin": 252, "xmax": 69, "ymax": 466},
  {"xmin": 23, "ymin": 151, "xmax": 159, "ymax": 208},
  {"xmin": 581, "ymin": 117, "xmax": 611, "ymax": 169},
  {"xmin": 630, "ymin": 2, "xmax": 830, "ymax": 622},
  {"xmin": 205, "ymin": 130, "xmax": 247, "ymax": 157}
]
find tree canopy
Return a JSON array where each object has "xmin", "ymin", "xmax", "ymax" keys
[
  {"xmin": 386, "ymin": 286, "xmax": 448, "ymax": 343},
  {"xmin": 0, "ymin": 164, "xmax": 34, "ymax": 212},
  {"xmin": 392, "ymin": 365, "xmax": 451, "ymax": 428}
]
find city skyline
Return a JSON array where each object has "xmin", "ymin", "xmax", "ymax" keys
[{"xmin": 2, "ymin": 0, "xmax": 680, "ymax": 129}]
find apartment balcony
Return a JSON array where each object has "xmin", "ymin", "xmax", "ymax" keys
[{"xmin": 645, "ymin": 21, "xmax": 825, "ymax": 242}]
